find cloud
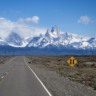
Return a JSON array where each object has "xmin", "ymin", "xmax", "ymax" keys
[
  {"xmin": 0, "ymin": 17, "xmax": 15, "ymax": 38},
  {"xmin": 0, "ymin": 17, "xmax": 46, "ymax": 39},
  {"xmin": 78, "ymin": 16, "xmax": 90, "ymax": 24},
  {"xmin": 19, "ymin": 16, "xmax": 39, "ymax": 24}
]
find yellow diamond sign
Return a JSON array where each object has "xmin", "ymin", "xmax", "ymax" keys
[{"xmin": 67, "ymin": 56, "xmax": 77, "ymax": 67}]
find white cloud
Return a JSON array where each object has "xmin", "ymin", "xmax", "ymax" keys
[
  {"xmin": 78, "ymin": 16, "xmax": 90, "ymax": 24},
  {"xmin": 0, "ymin": 17, "xmax": 15, "ymax": 38},
  {"xmin": 18, "ymin": 16, "xmax": 39, "ymax": 24},
  {"xmin": 0, "ymin": 17, "xmax": 46, "ymax": 39}
]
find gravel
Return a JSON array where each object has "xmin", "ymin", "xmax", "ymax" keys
[{"xmin": 26, "ymin": 57, "xmax": 96, "ymax": 96}]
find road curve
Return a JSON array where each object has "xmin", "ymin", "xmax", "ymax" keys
[{"xmin": 0, "ymin": 56, "xmax": 51, "ymax": 96}]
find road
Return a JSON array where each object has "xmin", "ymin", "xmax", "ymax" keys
[{"xmin": 0, "ymin": 56, "xmax": 52, "ymax": 96}]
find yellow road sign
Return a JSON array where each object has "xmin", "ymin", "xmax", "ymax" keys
[{"xmin": 67, "ymin": 56, "xmax": 77, "ymax": 67}]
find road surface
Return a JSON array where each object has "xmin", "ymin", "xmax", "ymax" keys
[{"xmin": 0, "ymin": 56, "xmax": 51, "ymax": 96}]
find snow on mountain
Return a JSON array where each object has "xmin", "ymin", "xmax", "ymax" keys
[
  {"xmin": 27, "ymin": 26, "xmax": 96, "ymax": 50},
  {"xmin": 87, "ymin": 38, "xmax": 96, "ymax": 48},
  {"xmin": 27, "ymin": 26, "xmax": 74, "ymax": 48},
  {"xmin": 0, "ymin": 37, "xmax": 7, "ymax": 45},
  {"xmin": 0, "ymin": 26, "xmax": 96, "ymax": 50},
  {"xmin": 27, "ymin": 26, "xmax": 60, "ymax": 48},
  {"xmin": 5, "ymin": 32, "xmax": 27, "ymax": 47},
  {"xmin": 50, "ymin": 26, "xmax": 60, "ymax": 37}
]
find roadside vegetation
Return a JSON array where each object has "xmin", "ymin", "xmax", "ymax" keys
[
  {"xmin": 28, "ymin": 56, "xmax": 96, "ymax": 90},
  {"xmin": 0, "ymin": 56, "xmax": 12, "ymax": 64}
]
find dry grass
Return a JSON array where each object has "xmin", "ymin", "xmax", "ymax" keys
[
  {"xmin": 27, "ymin": 55, "xmax": 96, "ymax": 90},
  {"xmin": 0, "ymin": 56, "xmax": 12, "ymax": 64}
]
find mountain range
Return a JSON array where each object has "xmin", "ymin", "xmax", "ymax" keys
[{"xmin": 0, "ymin": 26, "xmax": 96, "ymax": 55}]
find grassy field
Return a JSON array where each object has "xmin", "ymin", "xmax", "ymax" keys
[{"xmin": 27, "ymin": 56, "xmax": 96, "ymax": 90}]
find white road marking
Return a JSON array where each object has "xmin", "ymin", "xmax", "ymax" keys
[
  {"xmin": 0, "ymin": 57, "xmax": 16, "ymax": 83},
  {"xmin": 24, "ymin": 58, "xmax": 52, "ymax": 96},
  {"xmin": 1, "ymin": 76, "xmax": 4, "ymax": 79},
  {"xmin": 0, "ymin": 71, "xmax": 9, "ymax": 81},
  {"xmin": 6, "ymin": 72, "xmax": 8, "ymax": 74}
]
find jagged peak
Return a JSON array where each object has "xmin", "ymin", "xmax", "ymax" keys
[
  {"xmin": 51, "ymin": 25, "xmax": 58, "ymax": 32},
  {"xmin": 45, "ymin": 25, "xmax": 60, "ymax": 38},
  {"xmin": 45, "ymin": 28, "xmax": 50, "ymax": 36},
  {"xmin": 51, "ymin": 25, "xmax": 59, "ymax": 35}
]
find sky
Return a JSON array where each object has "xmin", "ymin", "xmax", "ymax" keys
[{"xmin": 0, "ymin": 0, "xmax": 96, "ymax": 38}]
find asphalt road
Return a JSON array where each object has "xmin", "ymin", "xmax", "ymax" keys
[{"xmin": 0, "ymin": 56, "xmax": 51, "ymax": 96}]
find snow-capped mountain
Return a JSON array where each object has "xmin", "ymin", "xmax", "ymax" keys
[
  {"xmin": 0, "ymin": 37, "xmax": 7, "ymax": 46},
  {"xmin": 27, "ymin": 26, "xmax": 60, "ymax": 47},
  {"xmin": 27, "ymin": 26, "xmax": 96, "ymax": 50},
  {"xmin": 0, "ymin": 26, "xmax": 96, "ymax": 51},
  {"xmin": 5, "ymin": 32, "xmax": 28, "ymax": 47}
]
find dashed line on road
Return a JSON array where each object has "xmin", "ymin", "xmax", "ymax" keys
[
  {"xmin": 0, "ymin": 71, "xmax": 9, "ymax": 82},
  {"xmin": 0, "ymin": 57, "xmax": 16, "ymax": 83},
  {"xmin": 1, "ymin": 76, "xmax": 4, "ymax": 79},
  {"xmin": 24, "ymin": 57, "xmax": 52, "ymax": 96}
]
